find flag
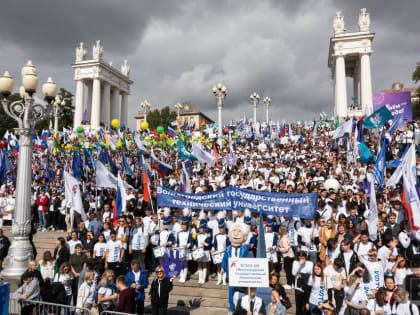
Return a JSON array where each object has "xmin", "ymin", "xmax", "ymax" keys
[
  {"xmin": 263, "ymin": 125, "xmax": 271, "ymax": 138},
  {"xmin": 368, "ymin": 179, "xmax": 378, "ymax": 241},
  {"xmin": 333, "ymin": 119, "xmax": 353, "ymax": 139},
  {"xmin": 191, "ymin": 142, "xmax": 216, "ymax": 167},
  {"xmin": 167, "ymin": 127, "xmax": 177, "ymax": 138},
  {"xmin": 363, "ymin": 106, "xmax": 394, "ymax": 129},
  {"xmin": 141, "ymin": 153, "xmax": 151, "ymax": 203},
  {"xmin": 84, "ymin": 149, "xmax": 94, "ymax": 171},
  {"xmin": 402, "ymin": 144, "xmax": 420, "ymax": 230},
  {"xmin": 386, "ymin": 144, "xmax": 410, "ymax": 188},
  {"xmin": 353, "ymin": 125, "xmax": 360, "ymax": 161},
  {"xmin": 0, "ymin": 152, "xmax": 12, "ymax": 182},
  {"xmin": 246, "ymin": 126, "xmax": 254, "ymax": 142},
  {"xmin": 94, "ymin": 160, "xmax": 118, "ymax": 188},
  {"xmin": 177, "ymin": 139, "xmax": 197, "ymax": 161},
  {"xmin": 387, "ymin": 113, "xmax": 406, "ymax": 134},
  {"xmin": 278, "ymin": 124, "xmax": 286, "ymax": 138},
  {"xmin": 64, "ymin": 171, "xmax": 86, "ymax": 221},
  {"xmin": 212, "ymin": 143, "xmax": 218, "ymax": 166},
  {"xmin": 121, "ymin": 151, "xmax": 133, "ymax": 176},
  {"xmin": 113, "ymin": 174, "xmax": 128, "ymax": 225},
  {"xmin": 371, "ymin": 134, "xmax": 386, "ymax": 191},
  {"xmin": 150, "ymin": 149, "xmax": 173, "ymax": 176},
  {"xmin": 359, "ymin": 141, "xmax": 374, "ymax": 164},
  {"xmin": 72, "ymin": 150, "xmax": 84, "ymax": 180},
  {"xmin": 179, "ymin": 162, "xmax": 191, "ymax": 193},
  {"xmin": 312, "ymin": 121, "xmax": 317, "ymax": 138},
  {"xmin": 256, "ymin": 212, "xmax": 266, "ymax": 258},
  {"xmin": 45, "ymin": 154, "xmax": 55, "ymax": 183}
]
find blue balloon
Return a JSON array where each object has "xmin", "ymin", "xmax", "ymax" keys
[
  {"xmin": 120, "ymin": 125, "xmax": 125, "ymax": 129},
  {"xmin": 237, "ymin": 139, "xmax": 241, "ymax": 143},
  {"xmin": 274, "ymin": 141, "xmax": 279, "ymax": 146}
]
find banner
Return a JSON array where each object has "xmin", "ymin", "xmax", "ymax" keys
[
  {"xmin": 372, "ymin": 91, "xmax": 412, "ymax": 123},
  {"xmin": 156, "ymin": 185, "xmax": 318, "ymax": 219},
  {"xmin": 228, "ymin": 258, "xmax": 269, "ymax": 287}
]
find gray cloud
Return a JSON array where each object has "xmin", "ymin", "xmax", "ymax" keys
[{"xmin": 1, "ymin": 0, "xmax": 419, "ymax": 129}]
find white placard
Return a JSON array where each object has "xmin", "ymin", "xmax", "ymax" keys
[{"xmin": 228, "ymin": 258, "xmax": 269, "ymax": 288}]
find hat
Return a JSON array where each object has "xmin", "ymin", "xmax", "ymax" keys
[
  {"xmin": 218, "ymin": 218, "xmax": 225, "ymax": 228},
  {"xmin": 163, "ymin": 216, "xmax": 171, "ymax": 225},
  {"xmin": 244, "ymin": 209, "xmax": 251, "ymax": 225},
  {"xmin": 266, "ymin": 215, "xmax": 274, "ymax": 227},
  {"xmin": 181, "ymin": 216, "xmax": 190, "ymax": 225},
  {"xmin": 198, "ymin": 219, "xmax": 207, "ymax": 229}
]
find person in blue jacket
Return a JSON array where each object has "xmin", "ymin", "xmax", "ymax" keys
[
  {"xmin": 126, "ymin": 258, "xmax": 149, "ymax": 315},
  {"xmin": 220, "ymin": 222, "xmax": 250, "ymax": 314}
]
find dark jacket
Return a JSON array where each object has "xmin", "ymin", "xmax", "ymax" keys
[
  {"xmin": 0, "ymin": 235, "xmax": 11, "ymax": 259},
  {"xmin": 53, "ymin": 246, "xmax": 70, "ymax": 269},
  {"xmin": 337, "ymin": 251, "xmax": 359, "ymax": 276},
  {"xmin": 149, "ymin": 277, "xmax": 173, "ymax": 306}
]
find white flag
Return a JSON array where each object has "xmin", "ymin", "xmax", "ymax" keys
[
  {"xmin": 118, "ymin": 174, "xmax": 129, "ymax": 214},
  {"xmin": 402, "ymin": 144, "xmax": 420, "ymax": 228},
  {"xmin": 64, "ymin": 171, "xmax": 87, "ymax": 221},
  {"xmin": 368, "ymin": 179, "xmax": 378, "ymax": 242},
  {"xmin": 95, "ymin": 160, "xmax": 118, "ymax": 188},
  {"xmin": 191, "ymin": 142, "xmax": 216, "ymax": 167},
  {"xmin": 333, "ymin": 119, "xmax": 352, "ymax": 139}
]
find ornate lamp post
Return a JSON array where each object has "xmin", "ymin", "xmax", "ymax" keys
[
  {"xmin": 212, "ymin": 82, "xmax": 227, "ymax": 146},
  {"xmin": 250, "ymin": 92, "xmax": 260, "ymax": 124},
  {"xmin": 174, "ymin": 102, "xmax": 183, "ymax": 120},
  {"xmin": 0, "ymin": 61, "xmax": 57, "ymax": 276},
  {"xmin": 263, "ymin": 97, "xmax": 271, "ymax": 123},
  {"xmin": 52, "ymin": 96, "xmax": 66, "ymax": 132},
  {"xmin": 140, "ymin": 100, "xmax": 151, "ymax": 123}
]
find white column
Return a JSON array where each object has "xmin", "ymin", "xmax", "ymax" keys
[
  {"xmin": 121, "ymin": 93, "xmax": 128, "ymax": 126},
  {"xmin": 253, "ymin": 102, "xmax": 257, "ymax": 124},
  {"xmin": 91, "ymin": 78, "xmax": 101, "ymax": 130},
  {"xmin": 217, "ymin": 96, "xmax": 223, "ymax": 143},
  {"xmin": 111, "ymin": 88, "xmax": 120, "ymax": 121},
  {"xmin": 73, "ymin": 80, "xmax": 84, "ymax": 127},
  {"xmin": 101, "ymin": 82, "xmax": 111, "ymax": 126},
  {"xmin": 335, "ymin": 55, "xmax": 347, "ymax": 118},
  {"xmin": 87, "ymin": 81, "xmax": 93, "ymax": 121},
  {"xmin": 360, "ymin": 53, "xmax": 373, "ymax": 115},
  {"xmin": 333, "ymin": 74, "xmax": 337, "ymax": 117}
]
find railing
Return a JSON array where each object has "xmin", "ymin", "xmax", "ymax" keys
[
  {"xmin": 9, "ymin": 298, "xmax": 92, "ymax": 315},
  {"xmin": 100, "ymin": 311, "xmax": 133, "ymax": 315}
]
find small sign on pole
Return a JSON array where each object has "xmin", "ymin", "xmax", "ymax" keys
[{"xmin": 228, "ymin": 258, "xmax": 269, "ymax": 288}]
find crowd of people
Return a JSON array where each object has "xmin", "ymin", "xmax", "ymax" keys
[{"xmin": 2, "ymin": 117, "xmax": 420, "ymax": 315}]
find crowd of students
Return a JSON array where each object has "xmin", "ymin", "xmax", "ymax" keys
[{"xmin": 2, "ymin": 118, "xmax": 420, "ymax": 315}]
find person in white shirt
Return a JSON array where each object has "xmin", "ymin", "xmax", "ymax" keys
[
  {"xmin": 105, "ymin": 231, "xmax": 124, "ymax": 276},
  {"xmin": 394, "ymin": 287, "xmax": 419, "ymax": 315},
  {"xmin": 67, "ymin": 230, "xmax": 82, "ymax": 255},
  {"xmin": 129, "ymin": 217, "xmax": 147, "ymax": 270},
  {"xmin": 292, "ymin": 252, "xmax": 314, "ymax": 315},
  {"xmin": 307, "ymin": 262, "xmax": 332, "ymax": 314},
  {"xmin": 93, "ymin": 233, "xmax": 107, "ymax": 273}
]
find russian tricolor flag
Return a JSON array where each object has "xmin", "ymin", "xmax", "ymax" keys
[
  {"xmin": 151, "ymin": 149, "xmax": 173, "ymax": 176},
  {"xmin": 278, "ymin": 124, "xmax": 286, "ymax": 138},
  {"xmin": 167, "ymin": 127, "xmax": 177, "ymax": 138}
]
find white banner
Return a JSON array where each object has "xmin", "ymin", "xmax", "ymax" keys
[{"xmin": 228, "ymin": 258, "xmax": 269, "ymax": 288}]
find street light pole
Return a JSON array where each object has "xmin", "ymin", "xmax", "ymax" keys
[
  {"xmin": 263, "ymin": 97, "xmax": 271, "ymax": 124},
  {"xmin": 250, "ymin": 92, "xmax": 260, "ymax": 125},
  {"xmin": 212, "ymin": 83, "xmax": 227, "ymax": 147},
  {"xmin": 141, "ymin": 100, "xmax": 151, "ymax": 123},
  {"xmin": 0, "ymin": 61, "xmax": 57, "ymax": 276},
  {"xmin": 174, "ymin": 102, "xmax": 183, "ymax": 120},
  {"xmin": 53, "ymin": 96, "xmax": 66, "ymax": 132}
]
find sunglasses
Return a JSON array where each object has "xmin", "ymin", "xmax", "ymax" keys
[{"xmin": 156, "ymin": 271, "xmax": 164, "ymax": 273}]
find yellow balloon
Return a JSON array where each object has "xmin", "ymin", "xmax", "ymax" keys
[
  {"xmin": 111, "ymin": 119, "xmax": 120, "ymax": 128},
  {"xmin": 145, "ymin": 137, "xmax": 151, "ymax": 141},
  {"xmin": 141, "ymin": 122, "xmax": 149, "ymax": 130}
]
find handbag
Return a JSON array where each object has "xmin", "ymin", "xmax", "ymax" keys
[{"xmin": 281, "ymin": 296, "xmax": 292, "ymax": 310}]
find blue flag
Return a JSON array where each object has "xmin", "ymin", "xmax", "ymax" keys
[
  {"xmin": 372, "ymin": 135, "xmax": 387, "ymax": 191},
  {"xmin": 363, "ymin": 106, "xmax": 393, "ymax": 129},
  {"xmin": 121, "ymin": 151, "xmax": 133, "ymax": 176},
  {"xmin": 256, "ymin": 212, "xmax": 267, "ymax": 258},
  {"xmin": 72, "ymin": 150, "xmax": 84, "ymax": 180},
  {"xmin": 359, "ymin": 141, "xmax": 374, "ymax": 164},
  {"xmin": 0, "ymin": 152, "xmax": 12, "ymax": 182}
]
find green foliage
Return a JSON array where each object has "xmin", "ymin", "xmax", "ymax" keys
[{"xmin": 146, "ymin": 106, "xmax": 177, "ymax": 130}]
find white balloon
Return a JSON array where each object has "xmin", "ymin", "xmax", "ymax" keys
[{"xmin": 324, "ymin": 178, "xmax": 340, "ymax": 192}]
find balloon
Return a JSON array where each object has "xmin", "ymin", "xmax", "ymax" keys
[
  {"xmin": 141, "ymin": 122, "xmax": 149, "ymax": 130},
  {"xmin": 76, "ymin": 126, "xmax": 84, "ymax": 133},
  {"xmin": 156, "ymin": 126, "xmax": 164, "ymax": 134},
  {"xmin": 120, "ymin": 125, "xmax": 124, "ymax": 129},
  {"xmin": 111, "ymin": 119, "xmax": 120, "ymax": 128},
  {"xmin": 274, "ymin": 141, "xmax": 279, "ymax": 146},
  {"xmin": 324, "ymin": 178, "xmax": 340, "ymax": 192}
]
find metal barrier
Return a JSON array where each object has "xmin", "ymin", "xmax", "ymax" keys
[
  {"xmin": 100, "ymin": 311, "xmax": 133, "ymax": 315},
  {"xmin": 9, "ymin": 298, "xmax": 92, "ymax": 315}
]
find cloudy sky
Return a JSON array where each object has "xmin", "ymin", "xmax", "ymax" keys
[{"xmin": 1, "ymin": 0, "xmax": 419, "ymax": 129}]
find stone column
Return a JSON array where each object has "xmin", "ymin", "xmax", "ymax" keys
[
  {"xmin": 87, "ymin": 81, "xmax": 93, "ymax": 121},
  {"xmin": 335, "ymin": 55, "xmax": 347, "ymax": 118},
  {"xmin": 101, "ymin": 82, "xmax": 111, "ymax": 127},
  {"xmin": 111, "ymin": 88, "xmax": 120, "ymax": 121},
  {"xmin": 333, "ymin": 74, "xmax": 337, "ymax": 117},
  {"xmin": 120, "ymin": 93, "xmax": 128, "ymax": 126},
  {"xmin": 74, "ymin": 80, "xmax": 84, "ymax": 127},
  {"xmin": 360, "ymin": 53, "xmax": 373, "ymax": 115},
  {"xmin": 91, "ymin": 78, "xmax": 101, "ymax": 130}
]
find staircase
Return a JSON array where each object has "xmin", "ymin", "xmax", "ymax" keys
[{"xmin": 2, "ymin": 226, "xmax": 296, "ymax": 314}]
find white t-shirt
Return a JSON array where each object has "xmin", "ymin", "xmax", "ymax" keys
[
  {"xmin": 308, "ymin": 275, "xmax": 332, "ymax": 305},
  {"xmin": 98, "ymin": 286, "xmax": 114, "ymax": 306},
  {"xmin": 106, "ymin": 240, "xmax": 123, "ymax": 263},
  {"xmin": 67, "ymin": 240, "xmax": 82, "ymax": 255},
  {"xmin": 54, "ymin": 273, "xmax": 74, "ymax": 296},
  {"xmin": 345, "ymin": 285, "xmax": 367, "ymax": 308},
  {"xmin": 93, "ymin": 242, "xmax": 107, "ymax": 258},
  {"xmin": 131, "ymin": 227, "xmax": 146, "ymax": 250}
]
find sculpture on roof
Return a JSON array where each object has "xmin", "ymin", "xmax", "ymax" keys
[
  {"xmin": 75, "ymin": 42, "xmax": 87, "ymax": 62},
  {"xmin": 92, "ymin": 40, "xmax": 103, "ymax": 60},
  {"xmin": 358, "ymin": 8, "xmax": 370, "ymax": 32},
  {"xmin": 333, "ymin": 11, "xmax": 345, "ymax": 36},
  {"xmin": 121, "ymin": 60, "xmax": 130, "ymax": 77}
]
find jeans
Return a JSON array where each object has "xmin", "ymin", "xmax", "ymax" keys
[
  {"xmin": 307, "ymin": 251, "xmax": 317, "ymax": 264},
  {"xmin": 309, "ymin": 303, "xmax": 318, "ymax": 315},
  {"xmin": 38, "ymin": 210, "xmax": 46, "ymax": 228}
]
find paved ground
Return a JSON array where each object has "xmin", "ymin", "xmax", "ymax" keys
[{"xmin": 3, "ymin": 227, "xmax": 296, "ymax": 314}]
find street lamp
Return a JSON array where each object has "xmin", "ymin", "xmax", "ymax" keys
[
  {"xmin": 212, "ymin": 82, "xmax": 227, "ymax": 146},
  {"xmin": 250, "ymin": 92, "xmax": 260, "ymax": 124},
  {"xmin": 263, "ymin": 97, "xmax": 271, "ymax": 124},
  {"xmin": 52, "ymin": 96, "xmax": 66, "ymax": 132},
  {"xmin": 140, "ymin": 100, "xmax": 151, "ymax": 123},
  {"xmin": 0, "ymin": 61, "xmax": 57, "ymax": 276},
  {"xmin": 174, "ymin": 102, "xmax": 183, "ymax": 120}
]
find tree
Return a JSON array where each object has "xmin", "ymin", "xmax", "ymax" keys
[
  {"xmin": 146, "ymin": 106, "xmax": 177, "ymax": 130},
  {"xmin": 412, "ymin": 62, "xmax": 420, "ymax": 119}
]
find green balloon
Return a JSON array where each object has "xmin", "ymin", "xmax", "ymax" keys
[
  {"xmin": 157, "ymin": 126, "xmax": 164, "ymax": 134},
  {"xmin": 76, "ymin": 126, "xmax": 84, "ymax": 133}
]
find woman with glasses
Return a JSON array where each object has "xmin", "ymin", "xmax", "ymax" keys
[
  {"xmin": 97, "ymin": 269, "xmax": 118, "ymax": 312},
  {"xmin": 148, "ymin": 266, "xmax": 175, "ymax": 315},
  {"xmin": 53, "ymin": 262, "xmax": 74, "ymax": 314}
]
